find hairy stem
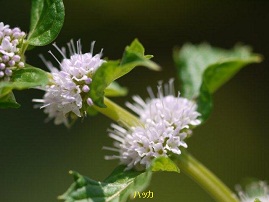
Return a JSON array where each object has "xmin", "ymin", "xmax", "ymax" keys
[{"xmin": 173, "ymin": 151, "xmax": 239, "ymax": 202}]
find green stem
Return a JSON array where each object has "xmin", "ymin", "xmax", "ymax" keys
[
  {"xmin": 174, "ymin": 151, "xmax": 239, "ymax": 202},
  {"xmin": 93, "ymin": 97, "xmax": 141, "ymax": 127}
]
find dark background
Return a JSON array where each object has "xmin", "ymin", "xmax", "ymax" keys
[{"xmin": 0, "ymin": 1, "xmax": 269, "ymax": 201}]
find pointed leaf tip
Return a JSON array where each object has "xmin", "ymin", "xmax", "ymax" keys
[{"xmin": 90, "ymin": 39, "xmax": 160, "ymax": 108}]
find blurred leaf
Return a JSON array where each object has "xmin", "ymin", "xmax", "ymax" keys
[
  {"xmin": 27, "ymin": 0, "xmax": 65, "ymax": 46},
  {"xmin": 86, "ymin": 106, "xmax": 99, "ymax": 116},
  {"xmin": 104, "ymin": 82, "xmax": 128, "ymax": 97},
  {"xmin": 236, "ymin": 178, "xmax": 268, "ymax": 202},
  {"xmin": 90, "ymin": 39, "xmax": 160, "ymax": 107},
  {"xmin": 174, "ymin": 43, "xmax": 261, "ymax": 122},
  {"xmin": 59, "ymin": 157, "xmax": 179, "ymax": 202},
  {"xmin": 151, "ymin": 156, "xmax": 180, "ymax": 173},
  {"xmin": 0, "ymin": 92, "xmax": 20, "ymax": 109}
]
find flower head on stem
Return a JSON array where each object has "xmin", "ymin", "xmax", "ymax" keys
[
  {"xmin": 104, "ymin": 79, "xmax": 200, "ymax": 170},
  {"xmin": 105, "ymin": 120, "xmax": 188, "ymax": 171},
  {"xmin": 33, "ymin": 40, "xmax": 105, "ymax": 126}
]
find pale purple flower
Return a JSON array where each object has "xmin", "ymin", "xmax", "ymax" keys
[
  {"xmin": 126, "ymin": 79, "xmax": 201, "ymax": 135},
  {"xmin": 105, "ymin": 120, "xmax": 188, "ymax": 170},
  {"xmin": 0, "ymin": 22, "xmax": 26, "ymax": 81},
  {"xmin": 33, "ymin": 40, "xmax": 105, "ymax": 126},
  {"xmin": 105, "ymin": 80, "xmax": 200, "ymax": 170}
]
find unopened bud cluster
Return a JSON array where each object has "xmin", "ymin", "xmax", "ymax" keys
[{"xmin": 0, "ymin": 22, "xmax": 26, "ymax": 81}]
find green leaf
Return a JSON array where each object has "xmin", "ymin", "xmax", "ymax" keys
[
  {"xmin": 11, "ymin": 65, "xmax": 49, "ymax": 88},
  {"xmin": 0, "ymin": 92, "xmax": 20, "ymax": 109},
  {"xmin": 86, "ymin": 106, "xmax": 99, "ymax": 116},
  {"xmin": 59, "ymin": 165, "xmax": 152, "ymax": 202},
  {"xmin": 90, "ymin": 39, "xmax": 160, "ymax": 108},
  {"xmin": 0, "ymin": 65, "xmax": 48, "ymax": 105},
  {"xmin": 59, "ymin": 157, "xmax": 179, "ymax": 202},
  {"xmin": 0, "ymin": 82, "xmax": 13, "ymax": 99},
  {"xmin": 27, "ymin": 0, "xmax": 65, "ymax": 46},
  {"xmin": 237, "ymin": 178, "xmax": 266, "ymax": 202},
  {"xmin": 174, "ymin": 43, "xmax": 261, "ymax": 122},
  {"xmin": 104, "ymin": 82, "xmax": 128, "ymax": 97}
]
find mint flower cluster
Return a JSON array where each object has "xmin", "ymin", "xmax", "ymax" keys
[
  {"xmin": 33, "ymin": 40, "xmax": 104, "ymax": 126},
  {"xmin": 0, "ymin": 22, "xmax": 25, "ymax": 81},
  {"xmin": 105, "ymin": 80, "xmax": 201, "ymax": 170}
]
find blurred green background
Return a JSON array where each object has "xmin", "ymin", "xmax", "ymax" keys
[{"xmin": 1, "ymin": 0, "xmax": 269, "ymax": 201}]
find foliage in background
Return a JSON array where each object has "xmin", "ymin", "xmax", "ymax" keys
[{"xmin": 173, "ymin": 43, "xmax": 261, "ymax": 122}]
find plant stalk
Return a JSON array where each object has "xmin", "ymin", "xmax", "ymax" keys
[
  {"xmin": 173, "ymin": 151, "xmax": 239, "ymax": 202},
  {"xmin": 93, "ymin": 97, "xmax": 141, "ymax": 127}
]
